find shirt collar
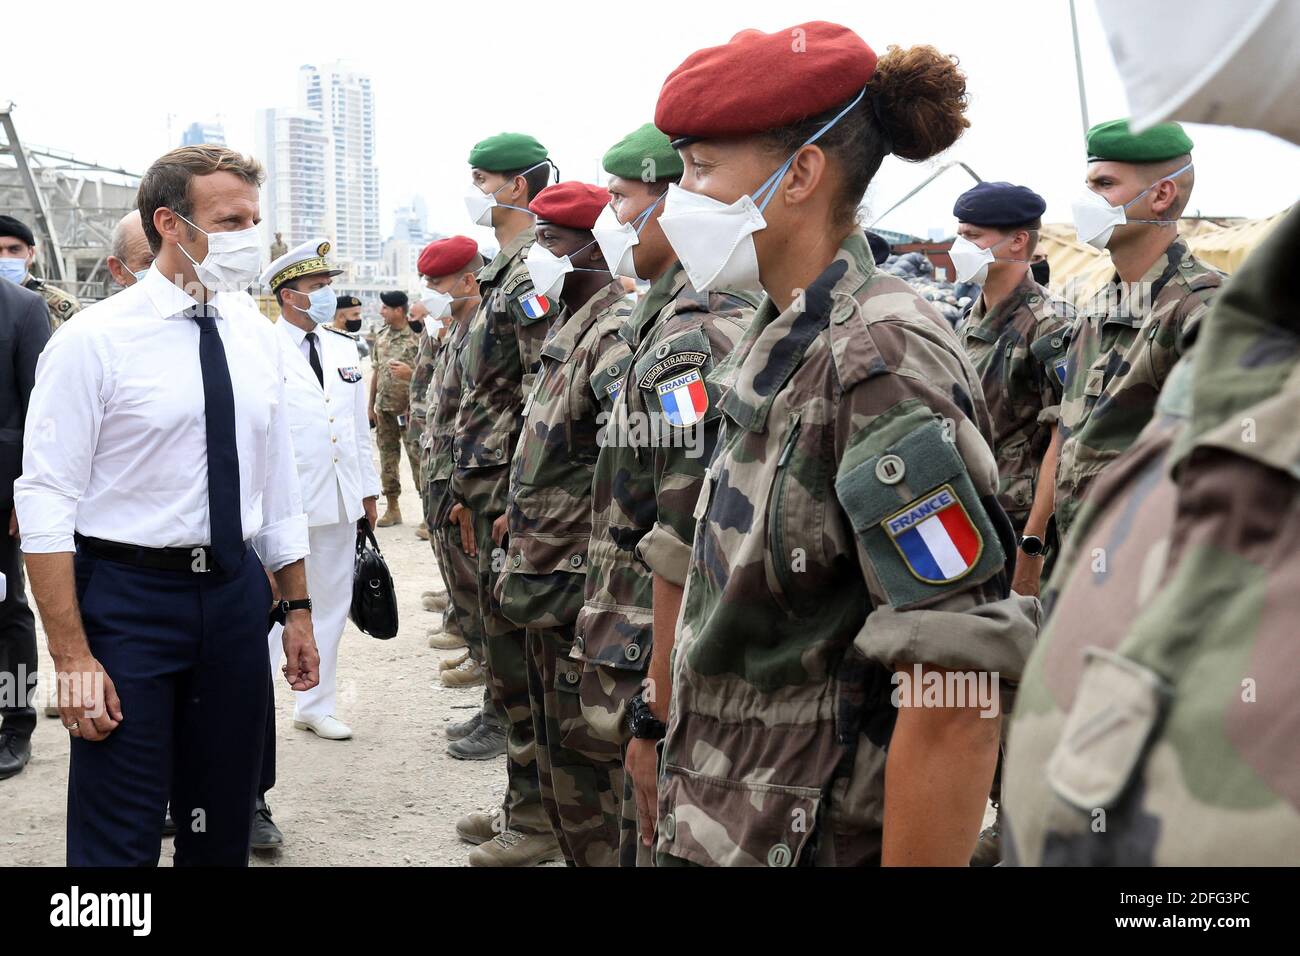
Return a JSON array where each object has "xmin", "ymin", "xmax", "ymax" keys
[
  {"xmin": 140, "ymin": 263, "xmax": 237, "ymax": 321},
  {"xmin": 278, "ymin": 314, "xmax": 311, "ymax": 347}
]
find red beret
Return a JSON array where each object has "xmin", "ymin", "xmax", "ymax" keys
[
  {"xmin": 528, "ymin": 182, "xmax": 612, "ymax": 231},
  {"xmin": 418, "ymin": 236, "xmax": 479, "ymax": 278},
  {"xmin": 655, "ymin": 21, "xmax": 877, "ymax": 141}
]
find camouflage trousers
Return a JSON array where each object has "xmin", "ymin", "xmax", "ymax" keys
[
  {"xmin": 525, "ymin": 627, "xmax": 623, "ymax": 866},
  {"xmin": 375, "ymin": 409, "xmax": 421, "ymax": 497},
  {"xmin": 578, "ymin": 661, "xmax": 655, "ymax": 867},
  {"xmin": 475, "ymin": 512, "xmax": 547, "ymax": 834},
  {"xmin": 427, "ymin": 479, "xmax": 481, "ymax": 655}
]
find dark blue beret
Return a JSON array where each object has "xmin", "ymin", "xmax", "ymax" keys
[
  {"xmin": 953, "ymin": 182, "xmax": 1046, "ymax": 227},
  {"xmin": 379, "ymin": 290, "xmax": 408, "ymax": 308}
]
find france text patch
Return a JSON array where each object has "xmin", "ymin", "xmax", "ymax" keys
[
  {"xmin": 519, "ymin": 292, "xmax": 550, "ymax": 319},
  {"xmin": 655, "ymin": 368, "xmax": 708, "ymax": 428},
  {"xmin": 882, "ymin": 484, "xmax": 983, "ymax": 584}
]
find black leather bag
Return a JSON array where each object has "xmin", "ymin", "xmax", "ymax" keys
[{"xmin": 350, "ymin": 520, "xmax": 399, "ymax": 639}]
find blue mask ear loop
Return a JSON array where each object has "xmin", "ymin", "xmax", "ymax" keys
[
  {"xmin": 752, "ymin": 86, "xmax": 869, "ymax": 214},
  {"xmin": 1119, "ymin": 160, "xmax": 1193, "ymax": 225},
  {"xmin": 492, "ymin": 159, "xmax": 554, "ymax": 216}
]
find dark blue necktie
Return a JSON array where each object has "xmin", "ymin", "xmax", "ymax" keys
[{"xmin": 190, "ymin": 304, "xmax": 243, "ymax": 572}]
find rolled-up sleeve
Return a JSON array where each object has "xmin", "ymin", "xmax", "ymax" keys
[
  {"xmin": 14, "ymin": 322, "xmax": 104, "ymax": 553},
  {"xmin": 253, "ymin": 339, "xmax": 309, "ymax": 571}
]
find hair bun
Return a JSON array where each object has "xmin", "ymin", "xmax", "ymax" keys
[{"xmin": 870, "ymin": 44, "xmax": 970, "ymax": 162}]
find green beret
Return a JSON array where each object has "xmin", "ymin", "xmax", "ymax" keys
[
  {"xmin": 1087, "ymin": 118, "xmax": 1194, "ymax": 163},
  {"xmin": 602, "ymin": 123, "xmax": 684, "ymax": 182},
  {"xmin": 468, "ymin": 132, "xmax": 548, "ymax": 172}
]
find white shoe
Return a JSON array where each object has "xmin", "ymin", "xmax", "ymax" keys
[{"xmin": 292, "ymin": 714, "xmax": 353, "ymax": 740}]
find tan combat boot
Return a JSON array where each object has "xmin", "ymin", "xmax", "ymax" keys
[
  {"xmin": 422, "ymin": 591, "xmax": 450, "ymax": 612},
  {"xmin": 415, "ymin": 521, "xmax": 430, "ymax": 541},
  {"xmin": 441, "ymin": 656, "xmax": 486, "ymax": 687},
  {"xmin": 429, "ymin": 628, "xmax": 467, "ymax": 650},
  {"xmin": 467, "ymin": 828, "xmax": 562, "ymax": 867},
  {"xmin": 438, "ymin": 649, "xmax": 471, "ymax": 671},
  {"xmin": 376, "ymin": 495, "xmax": 402, "ymax": 527},
  {"xmin": 455, "ymin": 809, "xmax": 503, "ymax": 845}
]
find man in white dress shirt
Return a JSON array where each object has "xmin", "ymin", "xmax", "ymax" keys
[
  {"xmin": 14, "ymin": 145, "xmax": 318, "ymax": 867},
  {"xmin": 262, "ymin": 239, "xmax": 379, "ymax": 743}
]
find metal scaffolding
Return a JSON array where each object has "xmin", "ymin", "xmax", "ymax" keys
[{"xmin": 0, "ymin": 103, "xmax": 141, "ymax": 302}]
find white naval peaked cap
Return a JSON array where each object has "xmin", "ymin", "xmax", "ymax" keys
[{"xmin": 261, "ymin": 238, "xmax": 344, "ymax": 292}]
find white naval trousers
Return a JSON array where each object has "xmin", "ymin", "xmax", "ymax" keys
[{"xmin": 268, "ymin": 515, "xmax": 357, "ymax": 722}]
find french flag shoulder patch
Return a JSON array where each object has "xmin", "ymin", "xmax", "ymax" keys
[
  {"xmin": 881, "ymin": 484, "xmax": 983, "ymax": 584},
  {"xmin": 519, "ymin": 292, "xmax": 550, "ymax": 320}
]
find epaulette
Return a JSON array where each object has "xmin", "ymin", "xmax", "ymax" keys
[{"xmin": 322, "ymin": 325, "xmax": 357, "ymax": 340}]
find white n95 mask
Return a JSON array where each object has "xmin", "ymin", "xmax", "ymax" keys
[
  {"xmin": 465, "ymin": 160, "xmax": 552, "ymax": 227},
  {"xmin": 592, "ymin": 193, "xmax": 665, "ymax": 281},
  {"xmin": 1070, "ymin": 160, "xmax": 1193, "ymax": 250},
  {"xmin": 174, "ymin": 212, "xmax": 264, "ymax": 292},
  {"xmin": 525, "ymin": 238, "xmax": 606, "ymax": 302},
  {"xmin": 948, "ymin": 234, "xmax": 1026, "ymax": 286},
  {"xmin": 421, "ymin": 288, "xmax": 455, "ymax": 319},
  {"xmin": 658, "ymin": 86, "xmax": 867, "ymax": 293}
]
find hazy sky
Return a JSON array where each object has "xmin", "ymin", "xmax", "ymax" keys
[{"xmin": 6, "ymin": 0, "xmax": 1298, "ymax": 248}]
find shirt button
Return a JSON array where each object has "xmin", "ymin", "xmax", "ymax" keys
[
  {"xmin": 569, "ymin": 554, "xmax": 584, "ymax": 569},
  {"xmin": 511, "ymin": 554, "xmax": 522, "ymax": 568},
  {"xmin": 564, "ymin": 670, "xmax": 579, "ymax": 685},
  {"xmin": 656, "ymin": 343, "xmax": 671, "ymax": 360},
  {"xmin": 767, "ymin": 844, "xmax": 793, "ymax": 867},
  {"xmin": 494, "ymin": 448, "xmax": 504, "ymax": 460},
  {"xmin": 329, "ymin": 416, "xmax": 335, "ymax": 423},
  {"xmin": 663, "ymin": 813, "xmax": 676, "ymax": 841},
  {"xmin": 624, "ymin": 643, "xmax": 641, "ymax": 662},
  {"xmin": 331, "ymin": 436, "xmax": 338, "ymax": 443},
  {"xmin": 875, "ymin": 454, "xmax": 906, "ymax": 485},
  {"xmin": 573, "ymin": 635, "xmax": 585, "ymax": 652}
]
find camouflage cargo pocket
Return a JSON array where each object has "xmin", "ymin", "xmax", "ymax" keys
[
  {"xmin": 657, "ymin": 765, "xmax": 822, "ymax": 867},
  {"xmin": 554, "ymin": 655, "xmax": 622, "ymax": 763},
  {"xmin": 498, "ymin": 534, "xmax": 588, "ymax": 629},
  {"xmin": 1046, "ymin": 646, "xmax": 1168, "ymax": 811}
]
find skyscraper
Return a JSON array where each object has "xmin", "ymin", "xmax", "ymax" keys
[
  {"xmin": 255, "ymin": 108, "xmax": 330, "ymax": 251},
  {"xmin": 298, "ymin": 62, "xmax": 381, "ymax": 266},
  {"xmin": 180, "ymin": 121, "xmax": 226, "ymax": 147}
]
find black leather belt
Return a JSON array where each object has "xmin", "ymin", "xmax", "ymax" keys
[{"xmin": 74, "ymin": 534, "xmax": 243, "ymax": 574}]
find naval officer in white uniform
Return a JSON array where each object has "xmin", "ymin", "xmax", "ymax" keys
[{"xmin": 263, "ymin": 240, "xmax": 380, "ymax": 741}]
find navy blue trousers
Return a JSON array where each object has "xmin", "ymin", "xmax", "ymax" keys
[{"xmin": 67, "ymin": 546, "xmax": 272, "ymax": 867}]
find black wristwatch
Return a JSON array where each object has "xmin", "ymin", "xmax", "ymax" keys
[
  {"xmin": 626, "ymin": 693, "xmax": 666, "ymax": 741},
  {"xmin": 279, "ymin": 597, "xmax": 313, "ymax": 616},
  {"xmin": 1018, "ymin": 535, "xmax": 1045, "ymax": 557}
]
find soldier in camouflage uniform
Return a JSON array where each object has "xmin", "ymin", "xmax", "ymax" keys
[
  {"xmin": 414, "ymin": 238, "xmax": 504, "ymax": 755},
  {"xmin": 496, "ymin": 182, "xmax": 636, "ymax": 866},
  {"xmin": 407, "ymin": 302, "xmax": 438, "ymax": 540},
  {"xmin": 1005, "ymin": 202, "xmax": 1300, "ymax": 866},
  {"xmin": 1005, "ymin": 0, "xmax": 1300, "ymax": 867},
  {"xmin": 0, "ymin": 216, "xmax": 80, "ymax": 330},
  {"xmin": 368, "ymin": 290, "xmax": 422, "ymax": 526},
  {"xmin": 449, "ymin": 133, "xmax": 564, "ymax": 867},
  {"xmin": 576, "ymin": 124, "xmax": 755, "ymax": 866},
  {"xmin": 1054, "ymin": 120, "xmax": 1222, "ymax": 538},
  {"xmin": 650, "ymin": 24, "xmax": 1039, "ymax": 867},
  {"xmin": 950, "ymin": 181, "xmax": 1075, "ymax": 865}
]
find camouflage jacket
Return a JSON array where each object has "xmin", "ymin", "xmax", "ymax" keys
[
  {"xmin": 1055, "ymin": 240, "xmax": 1221, "ymax": 536},
  {"xmin": 372, "ymin": 324, "xmax": 421, "ymax": 413},
  {"xmin": 659, "ymin": 233, "xmax": 1040, "ymax": 867},
  {"xmin": 426, "ymin": 314, "xmax": 474, "ymax": 487},
  {"xmin": 408, "ymin": 328, "xmax": 441, "ymax": 441},
  {"xmin": 575, "ymin": 262, "xmax": 754, "ymax": 674},
  {"xmin": 498, "ymin": 280, "xmax": 636, "ymax": 630},
  {"xmin": 451, "ymin": 229, "xmax": 561, "ymax": 516},
  {"xmin": 957, "ymin": 274, "xmax": 1074, "ymax": 527},
  {"xmin": 24, "ymin": 277, "xmax": 80, "ymax": 330},
  {"xmin": 1005, "ymin": 207, "xmax": 1300, "ymax": 865}
]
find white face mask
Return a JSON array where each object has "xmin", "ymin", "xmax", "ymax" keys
[
  {"xmin": 422, "ymin": 287, "xmax": 455, "ymax": 319},
  {"xmin": 948, "ymin": 234, "xmax": 1027, "ymax": 286},
  {"xmin": 465, "ymin": 161, "xmax": 551, "ymax": 227},
  {"xmin": 174, "ymin": 212, "xmax": 263, "ymax": 292},
  {"xmin": 1096, "ymin": 0, "xmax": 1300, "ymax": 146},
  {"xmin": 1070, "ymin": 160, "xmax": 1192, "ymax": 251},
  {"xmin": 592, "ymin": 193, "xmax": 665, "ymax": 281},
  {"xmin": 659, "ymin": 86, "xmax": 866, "ymax": 293},
  {"xmin": 524, "ymin": 238, "xmax": 604, "ymax": 302}
]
